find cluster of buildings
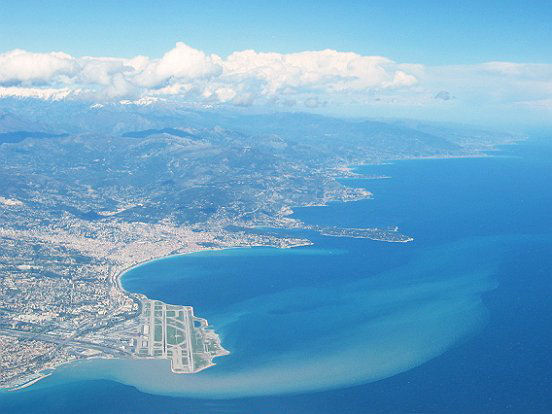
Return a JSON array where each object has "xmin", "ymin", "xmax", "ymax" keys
[{"xmin": 0, "ymin": 200, "xmax": 305, "ymax": 389}]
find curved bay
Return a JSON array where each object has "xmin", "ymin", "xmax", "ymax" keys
[{"xmin": 41, "ymin": 235, "xmax": 507, "ymax": 397}]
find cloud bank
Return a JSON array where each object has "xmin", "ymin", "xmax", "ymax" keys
[
  {"xmin": 0, "ymin": 43, "xmax": 415, "ymax": 104},
  {"xmin": 0, "ymin": 42, "xmax": 551, "ymax": 120}
]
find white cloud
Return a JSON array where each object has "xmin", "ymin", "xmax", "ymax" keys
[
  {"xmin": 0, "ymin": 42, "xmax": 550, "ymax": 120},
  {"xmin": 222, "ymin": 49, "xmax": 415, "ymax": 95},
  {"xmin": 0, "ymin": 43, "xmax": 419, "ymax": 104},
  {"xmin": 78, "ymin": 57, "xmax": 129, "ymax": 86},
  {"xmin": 0, "ymin": 49, "xmax": 76, "ymax": 85},
  {"xmin": 132, "ymin": 42, "xmax": 222, "ymax": 88}
]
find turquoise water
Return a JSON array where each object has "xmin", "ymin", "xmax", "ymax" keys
[{"xmin": 2, "ymin": 139, "xmax": 551, "ymax": 412}]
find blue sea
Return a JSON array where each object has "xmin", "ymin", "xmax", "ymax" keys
[{"xmin": 2, "ymin": 138, "xmax": 551, "ymax": 413}]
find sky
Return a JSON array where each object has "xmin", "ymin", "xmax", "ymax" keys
[{"xmin": 0, "ymin": 0, "xmax": 551, "ymax": 126}]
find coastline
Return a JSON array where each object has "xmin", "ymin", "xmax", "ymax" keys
[
  {"xmin": 110, "ymin": 241, "xmax": 317, "ymax": 375},
  {"xmin": 6, "ymin": 373, "xmax": 52, "ymax": 392},
  {"xmin": 3, "ymin": 147, "xmax": 505, "ymax": 392},
  {"xmin": 112, "ymin": 240, "xmax": 315, "ymax": 294}
]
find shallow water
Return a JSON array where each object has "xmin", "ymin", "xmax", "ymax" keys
[{"xmin": 42, "ymin": 236, "xmax": 502, "ymax": 397}]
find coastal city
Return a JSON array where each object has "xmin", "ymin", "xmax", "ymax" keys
[
  {"xmin": 0, "ymin": 199, "xmax": 313, "ymax": 389},
  {"xmin": 0, "ymin": 159, "xmax": 381, "ymax": 390}
]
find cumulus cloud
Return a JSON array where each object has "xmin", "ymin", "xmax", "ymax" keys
[
  {"xmin": 0, "ymin": 43, "xmax": 419, "ymax": 104},
  {"xmin": 0, "ymin": 49, "xmax": 76, "ymax": 85},
  {"xmin": 0, "ymin": 43, "xmax": 550, "ymax": 117},
  {"xmin": 222, "ymin": 49, "xmax": 416, "ymax": 95},
  {"xmin": 132, "ymin": 42, "xmax": 222, "ymax": 89}
]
